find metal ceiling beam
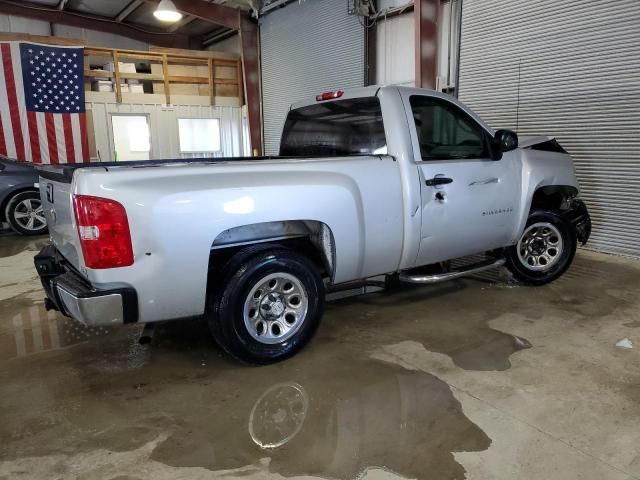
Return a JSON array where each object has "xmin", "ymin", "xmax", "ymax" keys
[
  {"xmin": 202, "ymin": 28, "xmax": 236, "ymax": 46},
  {"xmin": 0, "ymin": 0, "xmax": 190, "ymax": 48},
  {"xmin": 167, "ymin": 15, "xmax": 196, "ymax": 32},
  {"xmin": 260, "ymin": 0, "xmax": 295, "ymax": 15},
  {"xmin": 116, "ymin": 0, "xmax": 144, "ymax": 22},
  {"xmin": 142, "ymin": 0, "xmax": 240, "ymax": 30},
  {"xmin": 415, "ymin": 0, "xmax": 439, "ymax": 89}
]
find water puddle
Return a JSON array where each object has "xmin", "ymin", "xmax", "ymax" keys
[
  {"xmin": 0, "ymin": 233, "xmax": 48, "ymax": 258},
  {"xmin": 0, "ymin": 321, "xmax": 492, "ymax": 479}
]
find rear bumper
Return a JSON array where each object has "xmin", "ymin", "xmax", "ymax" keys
[{"xmin": 34, "ymin": 245, "xmax": 138, "ymax": 327}]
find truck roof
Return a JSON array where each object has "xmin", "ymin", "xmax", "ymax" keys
[{"xmin": 290, "ymin": 85, "xmax": 495, "ymax": 135}]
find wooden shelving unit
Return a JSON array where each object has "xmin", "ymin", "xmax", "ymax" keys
[
  {"xmin": 0, "ymin": 33, "xmax": 245, "ymax": 107},
  {"xmin": 84, "ymin": 46, "xmax": 243, "ymax": 105}
]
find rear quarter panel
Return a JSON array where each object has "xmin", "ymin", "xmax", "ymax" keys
[{"xmin": 73, "ymin": 157, "xmax": 404, "ymax": 322}]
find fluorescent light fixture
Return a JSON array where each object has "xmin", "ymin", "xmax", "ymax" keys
[{"xmin": 154, "ymin": 0, "xmax": 183, "ymax": 22}]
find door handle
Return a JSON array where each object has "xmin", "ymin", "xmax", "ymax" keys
[{"xmin": 425, "ymin": 176, "xmax": 453, "ymax": 187}]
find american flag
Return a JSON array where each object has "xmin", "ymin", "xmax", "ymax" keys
[{"xmin": 0, "ymin": 42, "xmax": 89, "ymax": 164}]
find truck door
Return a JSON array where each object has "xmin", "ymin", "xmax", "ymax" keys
[{"xmin": 403, "ymin": 93, "xmax": 521, "ymax": 266}]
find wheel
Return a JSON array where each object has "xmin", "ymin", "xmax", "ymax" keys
[
  {"xmin": 207, "ymin": 245, "xmax": 325, "ymax": 364},
  {"xmin": 5, "ymin": 191, "xmax": 48, "ymax": 236},
  {"xmin": 505, "ymin": 210, "xmax": 577, "ymax": 285}
]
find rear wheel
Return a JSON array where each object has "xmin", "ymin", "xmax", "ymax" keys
[
  {"xmin": 207, "ymin": 246, "xmax": 325, "ymax": 364},
  {"xmin": 5, "ymin": 191, "xmax": 48, "ymax": 236},
  {"xmin": 505, "ymin": 210, "xmax": 576, "ymax": 285}
]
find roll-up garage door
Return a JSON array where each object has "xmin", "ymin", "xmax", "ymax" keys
[
  {"xmin": 260, "ymin": 0, "xmax": 364, "ymax": 155},
  {"xmin": 457, "ymin": 0, "xmax": 640, "ymax": 256}
]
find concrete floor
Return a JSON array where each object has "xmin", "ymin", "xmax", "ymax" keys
[{"xmin": 0, "ymin": 234, "xmax": 639, "ymax": 480}]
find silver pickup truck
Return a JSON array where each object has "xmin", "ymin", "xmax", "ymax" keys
[{"xmin": 34, "ymin": 85, "xmax": 591, "ymax": 363}]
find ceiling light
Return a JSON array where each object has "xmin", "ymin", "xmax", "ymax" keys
[{"xmin": 154, "ymin": 0, "xmax": 183, "ymax": 22}]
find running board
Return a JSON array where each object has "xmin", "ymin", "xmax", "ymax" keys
[{"xmin": 398, "ymin": 258, "xmax": 506, "ymax": 284}]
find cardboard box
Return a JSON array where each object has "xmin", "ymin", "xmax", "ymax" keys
[
  {"xmin": 91, "ymin": 80, "xmax": 113, "ymax": 92},
  {"xmin": 103, "ymin": 62, "xmax": 137, "ymax": 73}
]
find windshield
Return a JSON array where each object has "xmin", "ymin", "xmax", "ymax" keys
[{"xmin": 279, "ymin": 97, "xmax": 387, "ymax": 156}]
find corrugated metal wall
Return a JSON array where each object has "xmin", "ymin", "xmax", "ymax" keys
[
  {"xmin": 260, "ymin": 0, "xmax": 365, "ymax": 155},
  {"xmin": 458, "ymin": 0, "xmax": 640, "ymax": 256}
]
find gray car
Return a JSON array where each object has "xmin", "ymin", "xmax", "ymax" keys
[{"xmin": 0, "ymin": 157, "xmax": 47, "ymax": 236}]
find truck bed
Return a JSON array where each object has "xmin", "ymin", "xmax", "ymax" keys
[{"xmin": 35, "ymin": 155, "xmax": 374, "ymax": 183}]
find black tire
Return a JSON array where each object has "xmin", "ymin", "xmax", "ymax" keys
[
  {"xmin": 505, "ymin": 210, "xmax": 577, "ymax": 286},
  {"xmin": 5, "ymin": 190, "xmax": 48, "ymax": 236},
  {"xmin": 207, "ymin": 245, "xmax": 325, "ymax": 364}
]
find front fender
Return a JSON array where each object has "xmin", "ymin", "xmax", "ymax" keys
[{"xmin": 514, "ymin": 148, "xmax": 580, "ymax": 241}]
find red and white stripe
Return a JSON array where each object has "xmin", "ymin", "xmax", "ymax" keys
[{"xmin": 0, "ymin": 42, "xmax": 89, "ymax": 164}]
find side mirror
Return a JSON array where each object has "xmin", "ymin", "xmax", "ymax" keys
[{"xmin": 495, "ymin": 129, "xmax": 518, "ymax": 152}]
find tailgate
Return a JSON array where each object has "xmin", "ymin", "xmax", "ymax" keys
[{"xmin": 38, "ymin": 171, "xmax": 82, "ymax": 270}]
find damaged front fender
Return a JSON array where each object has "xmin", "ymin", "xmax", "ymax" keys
[{"xmin": 563, "ymin": 198, "xmax": 591, "ymax": 245}]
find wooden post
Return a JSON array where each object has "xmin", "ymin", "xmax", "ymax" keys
[
  {"xmin": 208, "ymin": 58, "xmax": 215, "ymax": 105},
  {"xmin": 236, "ymin": 59, "xmax": 244, "ymax": 105},
  {"xmin": 161, "ymin": 54, "xmax": 171, "ymax": 105},
  {"xmin": 113, "ymin": 50, "xmax": 122, "ymax": 103}
]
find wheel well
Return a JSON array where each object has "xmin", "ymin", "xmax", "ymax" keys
[
  {"xmin": 530, "ymin": 186, "xmax": 578, "ymax": 212},
  {"xmin": 0, "ymin": 187, "xmax": 39, "ymax": 222},
  {"xmin": 206, "ymin": 221, "xmax": 335, "ymax": 299}
]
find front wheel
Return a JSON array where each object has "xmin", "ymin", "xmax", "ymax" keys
[
  {"xmin": 207, "ymin": 246, "xmax": 325, "ymax": 364},
  {"xmin": 505, "ymin": 210, "xmax": 577, "ymax": 285}
]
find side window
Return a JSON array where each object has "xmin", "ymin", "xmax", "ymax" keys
[{"xmin": 409, "ymin": 95, "xmax": 489, "ymax": 161}]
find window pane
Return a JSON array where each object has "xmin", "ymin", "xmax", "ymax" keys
[
  {"xmin": 111, "ymin": 115, "xmax": 150, "ymax": 161},
  {"xmin": 279, "ymin": 98, "xmax": 387, "ymax": 156},
  {"xmin": 178, "ymin": 118, "xmax": 221, "ymax": 153},
  {"xmin": 409, "ymin": 96, "xmax": 487, "ymax": 160}
]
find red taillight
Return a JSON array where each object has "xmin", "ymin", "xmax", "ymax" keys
[
  {"xmin": 73, "ymin": 195, "xmax": 133, "ymax": 269},
  {"xmin": 316, "ymin": 90, "xmax": 344, "ymax": 102}
]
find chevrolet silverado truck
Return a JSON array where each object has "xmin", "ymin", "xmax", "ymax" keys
[{"xmin": 33, "ymin": 86, "xmax": 591, "ymax": 363}]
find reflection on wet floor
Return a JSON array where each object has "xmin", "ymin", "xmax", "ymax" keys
[
  {"xmin": 3, "ymin": 304, "xmax": 113, "ymax": 360},
  {"xmin": 1, "ymin": 232, "xmax": 640, "ymax": 479}
]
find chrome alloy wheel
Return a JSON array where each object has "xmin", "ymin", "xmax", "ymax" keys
[
  {"xmin": 243, "ymin": 273, "xmax": 309, "ymax": 344},
  {"xmin": 517, "ymin": 222, "xmax": 564, "ymax": 271},
  {"xmin": 12, "ymin": 198, "xmax": 46, "ymax": 232}
]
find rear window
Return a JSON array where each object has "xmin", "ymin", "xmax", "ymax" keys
[{"xmin": 279, "ymin": 97, "xmax": 387, "ymax": 156}]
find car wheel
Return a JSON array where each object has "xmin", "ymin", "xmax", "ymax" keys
[
  {"xmin": 5, "ymin": 191, "xmax": 48, "ymax": 236},
  {"xmin": 207, "ymin": 245, "xmax": 325, "ymax": 364},
  {"xmin": 505, "ymin": 210, "xmax": 576, "ymax": 286}
]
